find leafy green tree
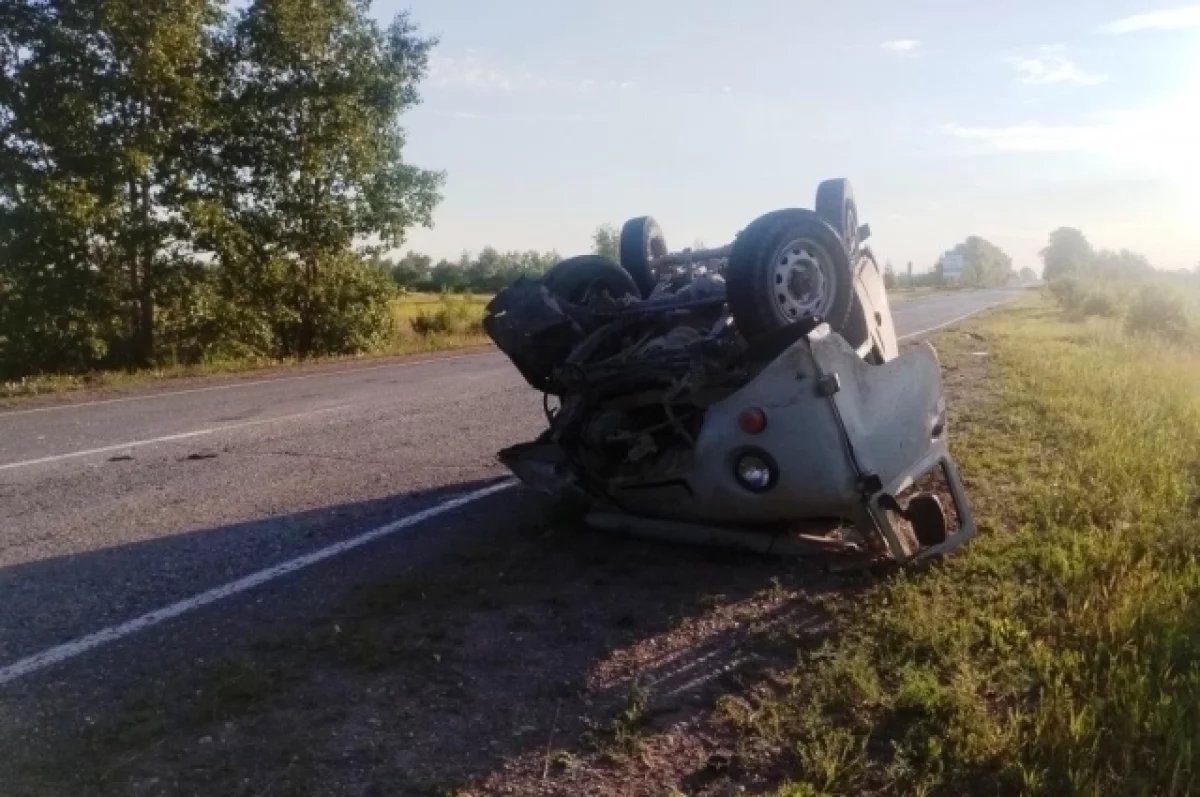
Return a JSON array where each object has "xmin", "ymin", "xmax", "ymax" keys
[
  {"xmin": 429, "ymin": 258, "xmax": 466, "ymax": 291},
  {"xmin": 0, "ymin": 0, "xmax": 224, "ymax": 373},
  {"xmin": 1041, "ymin": 228, "xmax": 1092, "ymax": 281},
  {"xmin": 467, "ymin": 246, "xmax": 503, "ymax": 289},
  {"xmin": 592, "ymin": 223, "xmax": 619, "ymax": 261},
  {"xmin": 1, "ymin": 0, "xmax": 442, "ymax": 377},
  {"xmin": 949, "ymin": 236, "xmax": 1012, "ymax": 287},
  {"xmin": 390, "ymin": 251, "xmax": 433, "ymax": 288},
  {"xmin": 197, "ymin": 0, "xmax": 443, "ymax": 357}
]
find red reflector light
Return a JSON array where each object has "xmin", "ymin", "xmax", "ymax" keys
[{"xmin": 738, "ymin": 407, "xmax": 767, "ymax": 434}]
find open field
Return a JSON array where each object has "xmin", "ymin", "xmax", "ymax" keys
[{"xmin": 6, "ymin": 288, "xmax": 1196, "ymax": 795}]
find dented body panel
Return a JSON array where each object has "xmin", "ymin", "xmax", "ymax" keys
[
  {"xmin": 502, "ymin": 322, "xmax": 975, "ymax": 562},
  {"xmin": 488, "ymin": 197, "xmax": 975, "ymax": 563}
]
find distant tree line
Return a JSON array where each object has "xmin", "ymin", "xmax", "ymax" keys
[
  {"xmin": 882, "ymin": 235, "xmax": 1015, "ymax": 290},
  {"xmin": 0, "ymin": 0, "xmax": 442, "ymax": 379},
  {"xmin": 1040, "ymin": 227, "xmax": 1161, "ymax": 282},
  {"xmin": 382, "ymin": 248, "xmax": 562, "ymax": 294},
  {"xmin": 382, "ymin": 224, "xmax": 628, "ymax": 293},
  {"xmin": 1040, "ymin": 226, "xmax": 1197, "ymax": 341}
]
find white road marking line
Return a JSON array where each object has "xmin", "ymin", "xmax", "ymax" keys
[
  {"xmin": 897, "ymin": 299, "xmax": 1010, "ymax": 342},
  {"xmin": 0, "ymin": 406, "xmax": 347, "ymax": 472},
  {"xmin": 0, "ymin": 351, "xmax": 497, "ymax": 418},
  {"xmin": 0, "ymin": 479, "xmax": 519, "ymax": 686}
]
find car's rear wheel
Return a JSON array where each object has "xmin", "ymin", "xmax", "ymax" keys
[
  {"xmin": 543, "ymin": 255, "xmax": 639, "ymax": 304},
  {"xmin": 725, "ymin": 209, "xmax": 854, "ymax": 339},
  {"xmin": 815, "ymin": 178, "xmax": 859, "ymax": 256},
  {"xmin": 619, "ymin": 216, "xmax": 668, "ymax": 297}
]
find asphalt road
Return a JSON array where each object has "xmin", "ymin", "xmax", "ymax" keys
[{"xmin": 0, "ymin": 288, "xmax": 1016, "ymax": 704}]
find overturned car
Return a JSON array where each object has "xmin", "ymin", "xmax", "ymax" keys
[{"xmin": 485, "ymin": 179, "xmax": 974, "ymax": 563}]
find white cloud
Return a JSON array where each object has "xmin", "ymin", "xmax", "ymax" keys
[
  {"xmin": 427, "ymin": 109, "xmax": 601, "ymax": 123},
  {"xmin": 943, "ymin": 122, "xmax": 1110, "ymax": 152},
  {"xmin": 429, "ymin": 54, "xmax": 603, "ymax": 94},
  {"xmin": 881, "ymin": 39, "xmax": 921, "ymax": 53},
  {"xmin": 428, "ymin": 54, "xmax": 655, "ymax": 98},
  {"xmin": 1008, "ymin": 46, "xmax": 1105, "ymax": 86},
  {"xmin": 1100, "ymin": 6, "xmax": 1200, "ymax": 34},
  {"xmin": 429, "ymin": 54, "xmax": 521, "ymax": 91},
  {"xmin": 942, "ymin": 81, "xmax": 1200, "ymax": 192}
]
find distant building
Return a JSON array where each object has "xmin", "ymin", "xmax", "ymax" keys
[{"xmin": 942, "ymin": 251, "xmax": 965, "ymax": 282}]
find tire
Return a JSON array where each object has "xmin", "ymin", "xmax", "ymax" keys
[
  {"xmin": 543, "ymin": 255, "xmax": 638, "ymax": 304},
  {"xmin": 815, "ymin": 178, "xmax": 859, "ymax": 255},
  {"xmin": 725, "ymin": 209, "xmax": 855, "ymax": 340},
  {"xmin": 619, "ymin": 216, "xmax": 668, "ymax": 297}
]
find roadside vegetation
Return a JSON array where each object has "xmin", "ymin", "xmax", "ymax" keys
[
  {"xmin": 1, "ymin": 294, "xmax": 490, "ymax": 402},
  {"xmin": 0, "ymin": 0, "xmax": 446, "ymax": 381},
  {"xmin": 718, "ymin": 264, "xmax": 1198, "ymax": 795}
]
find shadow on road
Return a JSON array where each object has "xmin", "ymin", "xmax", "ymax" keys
[{"xmin": 1, "ymin": 477, "xmax": 863, "ymax": 796}]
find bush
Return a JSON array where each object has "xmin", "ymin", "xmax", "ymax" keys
[
  {"xmin": 1126, "ymin": 284, "xmax": 1189, "ymax": 340},
  {"xmin": 1080, "ymin": 292, "xmax": 1119, "ymax": 318},
  {"xmin": 1048, "ymin": 277, "xmax": 1084, "ymax": 312},
  {"xmin": 410, "ymin": 297, "xmax": 485, "ymax": 336}
]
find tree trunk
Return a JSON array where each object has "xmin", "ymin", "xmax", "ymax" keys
[
  {"xmin": 127, "ymin": 177, "xmax": 142, "ymax": 365},
  {"xmin": 138, "ymin": 171, "xmax": 154, "ymax": 363}
]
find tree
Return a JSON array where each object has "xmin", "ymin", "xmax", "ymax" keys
[
  {"xmin": 906, "ymin": 261, "xmax": 913, "ymax": 287},
  {"xmin": 0, "ymin": 0, "xmax": 443, "ymax": 378},
  {"xmin": 1092, "ymin": 248, "xmax": 1153, "ymax": 279},
  {"xmin": 883, "ymin": 261, "xmax": 897, "ymax": 289},
  {"xmin": 0, "ymin": 0, "xmax": 225, "ymax": 372},
  {"xmin": 949, "ymin": 236, "xmax": 1013, "ymax": 287},
  {"xmin": 390, "ymin": 251, "xmax": 432, "ymax": 288},
  {"xmin": 1019, "ymin": 267, "xmax": 1037, "ymax": 282},
  {"xmin": 429, "ymin": 258, "xmax": 465, "ymax": 291},
  {"xmin": 199, "ymin": 0, "xmax": 443, "ymax": 357},
  {"xmin": 1041, "ymin": 228, "xmax": 1092, "ymax": 281},
  {"xmin": 592, "ymin": 224, "xmax": 619, "ymax": 261}
]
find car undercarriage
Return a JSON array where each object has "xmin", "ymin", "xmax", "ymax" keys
[{"xmin": 484, "ymin": 179, "xmax": 975, "ymax": 563}]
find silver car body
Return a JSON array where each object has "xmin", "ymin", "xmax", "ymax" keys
[{"xmin": 502, "ymin": 258, "xmax": 974, "ymax": 562}]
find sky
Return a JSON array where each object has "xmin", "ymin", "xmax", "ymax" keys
[{"xmin": 374, "ymin": 1, "xmax": 1200, "ymax": 274}]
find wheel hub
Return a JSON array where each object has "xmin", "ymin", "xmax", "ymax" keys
[{"xmin": 772, "ymin": 242, "xmax": 832, "ymax": 320}]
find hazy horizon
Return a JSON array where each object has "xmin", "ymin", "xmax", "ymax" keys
[{"xmin": 378, "ymin": 1, "xmax": 1200, "ymax": 274}]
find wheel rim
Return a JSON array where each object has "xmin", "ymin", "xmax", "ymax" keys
[{"xmin": 771, "ymin": 238, "xmax": 839, "ymax": 321}]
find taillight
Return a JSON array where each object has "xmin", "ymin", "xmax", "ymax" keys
[{"xmin": 738, "ymin": 407, "xmax": 767, "ymax": 435}]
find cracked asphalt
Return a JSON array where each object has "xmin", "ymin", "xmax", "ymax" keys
[{"xmin": 0, "ymin": 288, "xmax": 1018, "ymax": 749}]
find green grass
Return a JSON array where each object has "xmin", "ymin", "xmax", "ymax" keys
[
  {"xmin": 724, "ymin": 292, "xmax": 1200, "ymax": 796},
  {"xmin": 0, "ymin": 293, "xmax": 492, "ymax": 404}
]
